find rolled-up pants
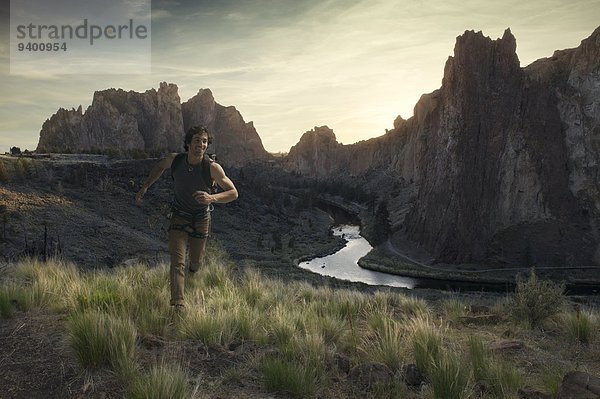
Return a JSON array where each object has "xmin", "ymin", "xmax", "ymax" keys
[{"xmin": 167, "ymin": 214, "xmax": 210, "ymax": 306}]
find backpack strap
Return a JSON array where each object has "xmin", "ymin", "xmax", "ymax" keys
[
  {"xmin": 170, "ymin": 153, "xmax": 186, "ymax": 180},
  {"xmin": 202, "ymin": 154, "xmax": 216, "ymax": 194}
]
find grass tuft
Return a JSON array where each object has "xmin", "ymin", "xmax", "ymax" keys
[
  {"xmin": 363, "ymin": 315, "xmax": 406, "ymax": 372},
  {"xmin": 67, "ymin": 310, "xmax": 137, "ymax": 373},
  {"xmin": 261, "ymin": 356, "xmax": 321, "ymax": 398},
  {"xmin": 410, "ymin": 316, "xmax": 443, "ymax": 376},
  {"xmin": 429, "ymin": 349, "xmax": 471, "ymax": 399},
  {"xmin": 127, "ymin": 363, "xmax": 189, "ymax": 399},
  {"xmin": 562, "ymin": 309, "xmax": 597, "ymax": 345},
  {"xmin": 468, "ymin": 335, "xmax": 524, "ymax": 396}
]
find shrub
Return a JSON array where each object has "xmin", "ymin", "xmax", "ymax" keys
[{"xmin": 509, "ymin": 271, "xmax": 565, "ymax": 328}]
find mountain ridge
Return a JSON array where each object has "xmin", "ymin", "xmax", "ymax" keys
[
  {"xmin": 36, "ymin": 82, "xmax": 270, "ymax": 167},
  {"xmin": 283, "ymin": 26, "xmax": 600, "ymax": 267}
]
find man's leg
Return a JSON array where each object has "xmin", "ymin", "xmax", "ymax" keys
[
  {"xmin": 168, "ymin": 216, "xmax": 188, "ymax": 306},
  {"xmin": 189, "ymin": 216, "xmax": 210, "ymax": 273}
]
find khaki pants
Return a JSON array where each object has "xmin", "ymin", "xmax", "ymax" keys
[{"xmin": 167, "ymin": 214, "xmax": 209, "ymax": 306}]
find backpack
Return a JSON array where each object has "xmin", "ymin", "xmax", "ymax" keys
[{"xmin": 171, "ymin": 153, "xmax": 216, "ymax": 194}]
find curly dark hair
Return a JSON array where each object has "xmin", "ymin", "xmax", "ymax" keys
[{"xmin": 184, "ymin": 125, "xmax": 213, "ymax": 151}]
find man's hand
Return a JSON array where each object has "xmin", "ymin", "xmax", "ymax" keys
[
  {"xmin": 193, "ymin": 190, "xmax": 214, "ymax": 205},
  {"xmin": 136, "ymin": 186, "xmax": 148, "ymax": 204}
]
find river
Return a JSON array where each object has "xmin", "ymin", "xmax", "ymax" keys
[
  {"xmin": 298, "ymin": 224, "xmax": 416, "ymax": 289},
  {"xmin": 298, "ymin": 224, "xmax": 599, "ymax": 295}
]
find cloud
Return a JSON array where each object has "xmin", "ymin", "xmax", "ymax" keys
[
  {"xmin": 2, "ymin": 0, "xmax": 599, "ymax": 153},
  {"xmin": 152, "ymin": 9, "xmax": 173, "ymax": 20}
]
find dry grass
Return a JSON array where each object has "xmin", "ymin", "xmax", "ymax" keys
[{"xmin": 0, "ymin": 254, "xmax": 599, "ymax": 398}]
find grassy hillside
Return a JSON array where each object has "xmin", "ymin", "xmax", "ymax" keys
[{"xmin": 1, "ymin": 243, "xmax": 598, "ymax": 398}]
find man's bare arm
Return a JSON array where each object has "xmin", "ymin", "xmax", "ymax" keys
[
  {"xmin": 193, "ymin": 162, "xmax": 238, "ymax": 205},
  {"xmin": 136, "ymin": 153, "xmax": 177, "ymax": 204}
]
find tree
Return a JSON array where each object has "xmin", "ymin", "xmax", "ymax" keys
[
  {"xmin": 10, "ymin": 146, "xmax": 21, "ymax": 155},
  {"xmin": 372, "ymin": 200, "xmax": 391, "ymax": 245}
]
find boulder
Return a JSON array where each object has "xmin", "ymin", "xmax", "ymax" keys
[{"xmin": 558, "ymin": 371, "xmax": 600, "ymax": 398}]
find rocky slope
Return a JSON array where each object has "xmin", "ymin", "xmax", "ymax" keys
[
  {"xmin": 37, "ymin": 83, "xmax": 269, "ymax": 166},
  {"xmin": 283, "ymin": 27, "xmax": 600, "ymax": 267}
]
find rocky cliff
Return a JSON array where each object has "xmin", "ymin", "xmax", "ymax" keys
[
  {"xmin": 181, "ymin": 89, "xmax": 269, "ymax": 166},
  {"xmin": 37, "ymin": 83, "xmax": 269, "ymax": 166},
  {"xmin": 284, "ymin": 27, "xmax": 600, "ymax": 267}
]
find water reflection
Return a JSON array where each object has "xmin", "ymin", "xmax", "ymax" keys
[{"xmin": 299, "ymin": 225, "xmax": 416, "ymax": 289}]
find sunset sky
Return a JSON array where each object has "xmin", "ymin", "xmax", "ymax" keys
[{"xmin": 1, "ymin": 0, "xmax": 599, "ymax": 154}]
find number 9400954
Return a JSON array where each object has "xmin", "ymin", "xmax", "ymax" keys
[{"xmin": 17, "ymin": 42, "xmax": 67, "ymax": 51}]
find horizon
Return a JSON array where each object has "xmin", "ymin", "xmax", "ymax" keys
[{"xmin": 1, "ymin": 0, "xmax": 599, "ymax": 154}]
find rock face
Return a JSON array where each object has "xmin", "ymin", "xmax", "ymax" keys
[
  {"xmin": 283, "ymin": 27, "xmax": 600, "ymax": 267},
  {"xmin": 38, "ymin": 82, "xmax": 183, "ymax": 154},
  {"xmin": 181, "ymin": 89, "xmax": 269, "ymax": 166},
  {"xmin": 37, "ymin": 83, "xmax": 269, "ymax": 166}
]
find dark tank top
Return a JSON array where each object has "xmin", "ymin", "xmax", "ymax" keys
[{"xmin": 171, "ymin": 154, "xmax": 211, "ymax": 216}]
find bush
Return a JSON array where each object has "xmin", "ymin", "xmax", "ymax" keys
[{"xmin": 509, "ymin": 271, "xmax": 565, "ymax": 328}]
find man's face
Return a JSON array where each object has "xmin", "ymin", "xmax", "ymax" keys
[{"xmin": 190, "ymin": 132, "xmax": 209, "ymax": 157}]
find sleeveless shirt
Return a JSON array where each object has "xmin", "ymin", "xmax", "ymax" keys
[{"xmin": 171, "ymin": 154, "xmax": 211, "ymax": 216}]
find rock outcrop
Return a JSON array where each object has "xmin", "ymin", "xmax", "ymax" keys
[
  {"xmin": 38, "ymin": 82, "xmax": 183, "ymax": 154},
  {"xmin": 283, "ymin": 27, "xmax": 600, "ymax": 267},
  {"xmin": 182, "ymin": 89, "xmax": 269, "ymax": 166},
  {"xmin": 37, "ymin": 83, "xmax": 269, "ymax": 166}
]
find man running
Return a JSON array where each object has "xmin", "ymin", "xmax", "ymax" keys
[{"xmin": 136, "ymin": 125, "xmax": 238, "ymax": 308}]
